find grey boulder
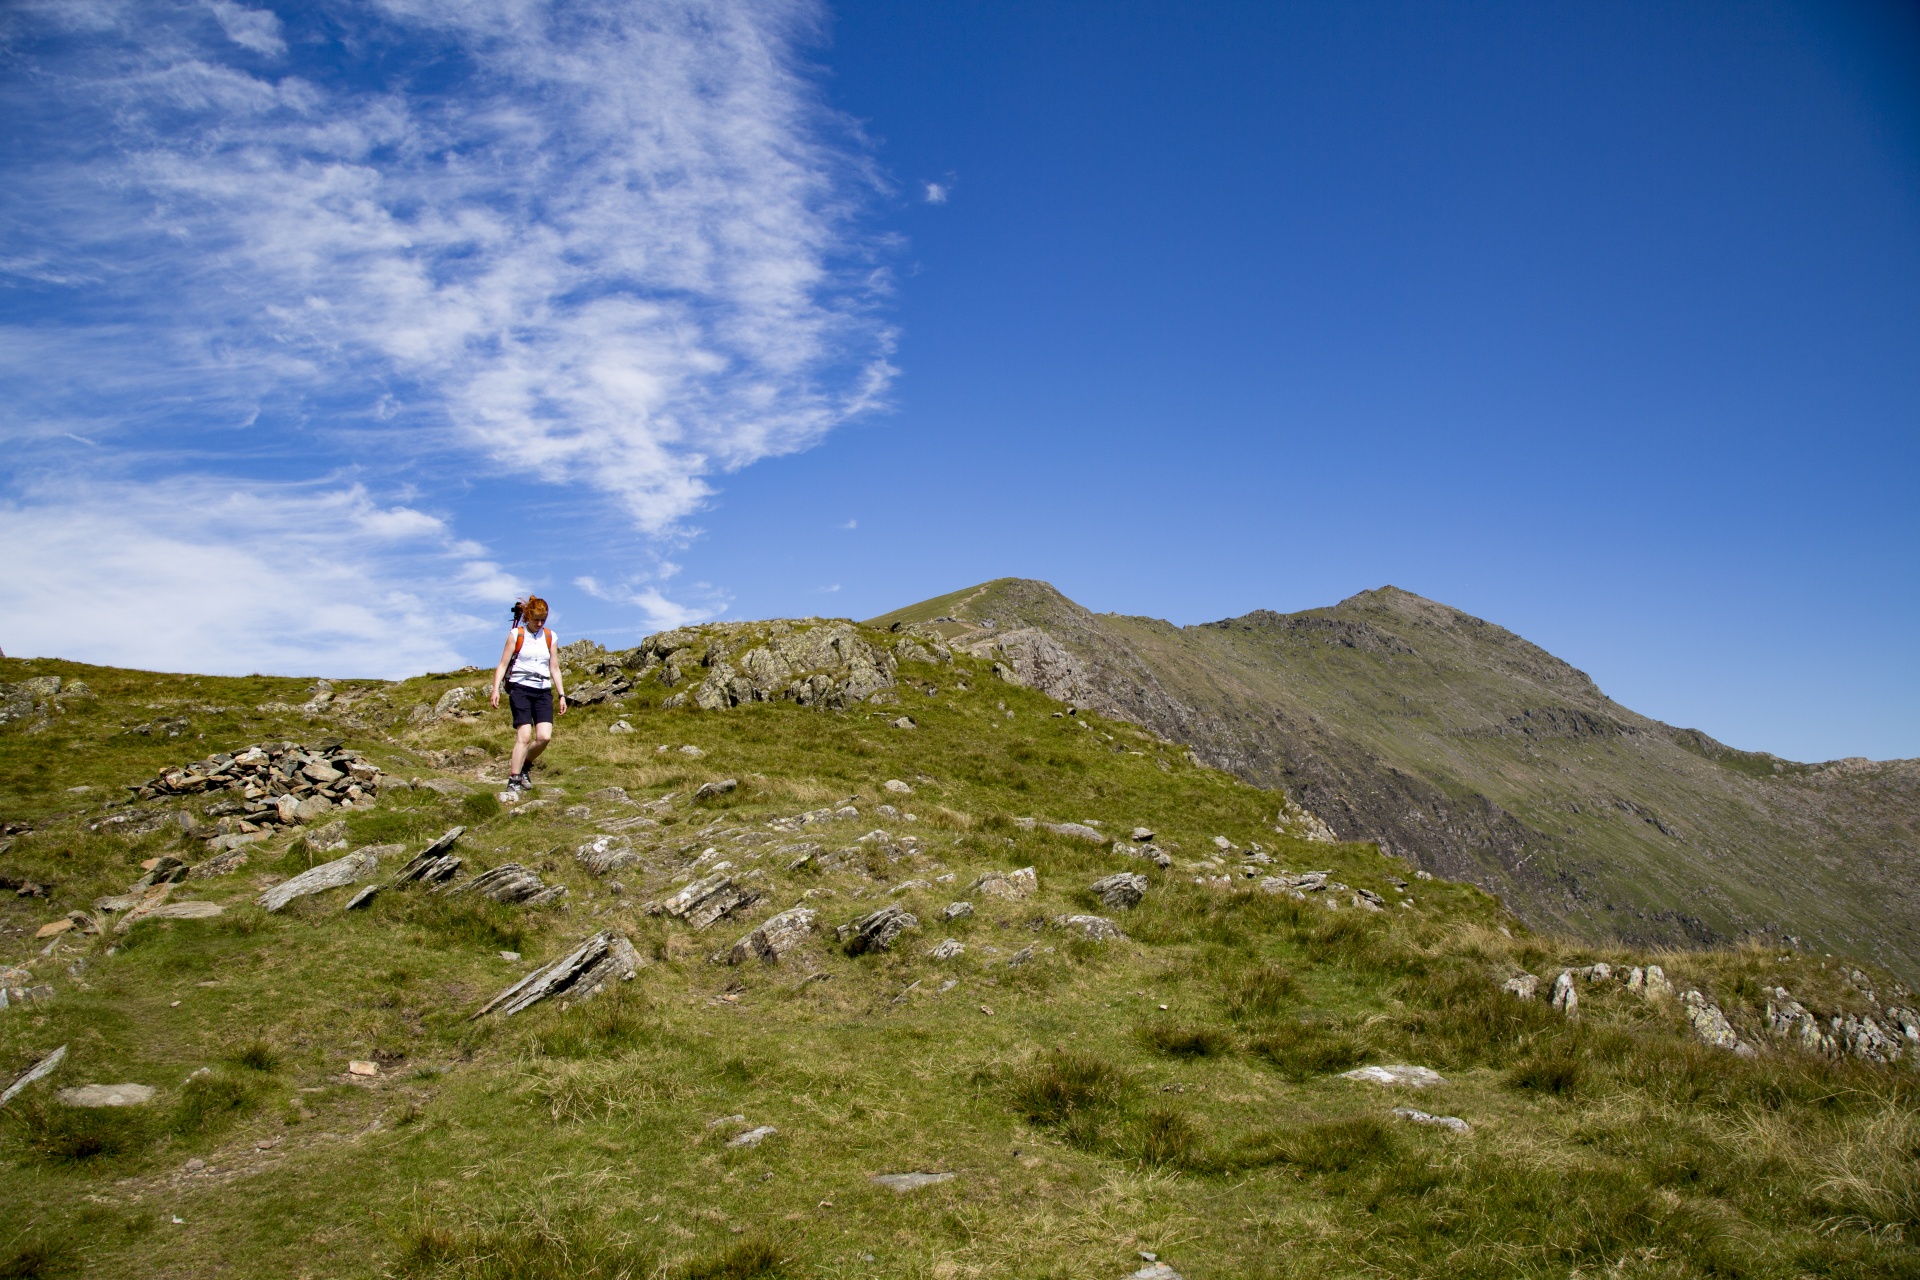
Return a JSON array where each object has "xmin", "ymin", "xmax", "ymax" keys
[{"xmin": 1090, "ymin": 872, "xmax": 1148, "ymax": 910}]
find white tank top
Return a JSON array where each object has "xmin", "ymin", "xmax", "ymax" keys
[{"xmin": 508, "ymin": 627, "xmax": 554, "ymax": 688}]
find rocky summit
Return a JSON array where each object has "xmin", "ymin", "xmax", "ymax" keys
[
  {"xmin": 871, "ymin": 579, "xmax": 1920, "ymax": 983},
  {"xmin": 0, "ymin": 601, "xmax": 1915, "ymax": 1280}
]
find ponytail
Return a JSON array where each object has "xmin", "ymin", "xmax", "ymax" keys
[{"xmin": 510, "ymin": 595, "xmax": 549, "ymax": 629}]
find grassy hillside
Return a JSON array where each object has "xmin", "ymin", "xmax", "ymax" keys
[
  {"xmin": 1, "ymin": 642, "xmax": 1917, "ymax": 1280},
  {"xmin": 872, "ymin": 580, "xmax": 1920, "ymax": 983}
]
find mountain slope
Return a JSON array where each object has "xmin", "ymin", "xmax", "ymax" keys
[
  {"xmin": 870, "ymin": 580, "xmax": 1920, "ymax": 980},
  {"xmin": 3, "ymin": 638, "xmax": 1919, "ymax": 1278}
]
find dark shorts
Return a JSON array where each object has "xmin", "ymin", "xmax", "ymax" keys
[{"xmin": 507, "ymin": 682, "xmax": 554, "ymax": 728}]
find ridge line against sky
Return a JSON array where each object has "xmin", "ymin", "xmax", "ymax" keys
[{"xmin": 1, "ymin": 0, "xmax": 1915, "ymax": 763}]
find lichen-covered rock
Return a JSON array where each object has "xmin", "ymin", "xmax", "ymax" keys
[
  {"xmin": 1502, "ymin": 972, "xmax": 1539, "ymax": 1000},
  {"xmin": 471, "ymin": 931, "xmax": 643, "ymax": 1018},
  {"xmin": 838, "ymin": 905, "xmax": 917, "ymax": 954},
  {"xmin": 956, "ymin": 627, "xmax": 1096, "ymax": 705},
  {"xmin": 1120, "ymin": 842, "xmax": 1174, "ymax": 869},
  {"xmin": 575, "ymin": 835, "xmax": 644, "ymax": 876},
  {"xmin": 1766, "ymin": 988, "xmax": 1831, "ymax": 1054},
  {"xmin": 257, "ymin": 849, "xmax": 383, "ymax": 912},
  {"xmin": 1551, "ymin": 970, "xmax": 1579, "ymax": 1017},
  {"xmin": 971, "ymin": 867, "xmax": 1037, "ymax": 900},
  {"xmin": 608, "ymin": 620, "xmax": 899, "ymax": 711},
  {"xmin": 662, "ymin": 874, "xmax": 759, "ymax": 930},
  {"xmin": 729, "ymin": 908, "xmax": 817, "ymax": 964},
  {"xmin": 1680, "ymin": 990, "xmax": 1752, "ymax": 1055},
  {"xmin": 1090, "ymin": 872, "xmax": 1148, "ymax": 910},
  {"xmin": 444, "ymin": 864, "xmax": 566, "ymax": 906},
  {"xmin": 1046, "ymin": 822, "xmax": 1106, "ymax": 843},
  {"xmin": 1053, "ymin": 914, "xmax": 1123, "ymax": 941}
]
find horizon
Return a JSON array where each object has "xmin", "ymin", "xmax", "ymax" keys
[{"xmin": 3, "ymin": 0, "xmax": 1916, "ymax": 763}]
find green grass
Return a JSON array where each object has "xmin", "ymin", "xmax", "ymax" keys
[{"xmin": 0, "ymin": 641, "xmax": 1916, "ymax": 1278}]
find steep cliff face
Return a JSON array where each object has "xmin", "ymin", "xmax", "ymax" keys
[{"xmin": 871, "ymin": 580, "xmax": 1920, "ymax": 979}]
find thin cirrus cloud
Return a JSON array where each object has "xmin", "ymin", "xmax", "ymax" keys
[
  {"xmin": 574, "ymin": 576, "xmax": 722, "ymax": 632},
  {"xmin": 0, "ymin": 0, "xmax": 894, "ymax": 665}
]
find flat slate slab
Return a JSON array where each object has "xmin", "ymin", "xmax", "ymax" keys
[
  {"xmin": 58, "ymin": 1083, "xmax": 155, "ymax": 1107},
  {"xmin": 871, "ymin": 1172, "xmax": 956, "ymax": 1192}
]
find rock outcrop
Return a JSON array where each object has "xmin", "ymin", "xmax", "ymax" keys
[{"xmin": 568, "ymin": 620, "xmax": 900, "ymax": 711}]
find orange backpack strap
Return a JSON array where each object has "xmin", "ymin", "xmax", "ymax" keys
[{"xmin": 510, "ymin": 627, "xmax": 525, "ymax": 662}]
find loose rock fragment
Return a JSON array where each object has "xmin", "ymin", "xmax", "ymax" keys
[
  {"xmin": 130, "ymin": 856, "xmax": 191, "ymax": 890},
  {"xmin": 1340, "ymin": 1064, "xmax": 1447, "ymax": 1088},
  {"xmin": 191, "ymin": 848, "xmax": 251, "ymax": 878},
  {"xmin": 694, "ymin": 779, "xmax": 738, "ymax": 800},
  {"xmin": 471, "ymin": 931, "xmax": 644, "ymax": 1018},
  {"xmin": 1129, "ymin": 1264, "xmax": 1185, "ymax": 1280},
  {"xmin": 871, "ymin": 1171, "xmax": 955, "ymax": 1192},
  {"xmin": 1122, "ymin": 843, "xmax": 1173, "ymax": 869},
  {"xmin": 58, "ymin": 1083, "xmax": 155, "ymax": 1107},
  {"xmin": 1392, "ymin": 1106, "xmax": 1472, "ymax": 1134},
  {"xmin": 576, "ymin": 835, "xmax": 644, "ymax": 876},
  {"xmin": 728, "ymin": 908, "xmax": 817, "ymax": 965},
  {"xmin": 344, "ymin": 886, "xmax": 380, "ymax": 911},
  {"xmin": 139, "ymin": 901, "xmax": 224, "ymax": 922},
  {"xmin": 1046, "ymin": 822, "xmax": 1105, "ymax": 843},
  {"xmin": 391, "ymin": 850, "xmax": 462, "ymax": 888},
  {"xmin": 0, "ymin": 1045, "xmax": 66, "ymax": 1107},
  {"xmin": 927, "ymin": 938, "xmax": 965, "ymax": 960},
  {"xmin": 883, "ymin": 779, "xmax": 913, "ymax": 794},
  {"xmin": 257, "ymin": 849, "xmax": 384, "ymax": 912},
  {"xmin": 728, "ymin": 1126, "xmax": 777, "ymax": 1148},
  {"xmin": 940, "ymin": 901, "xmax": 974, "ymax": 922},
  {"xmin": 1090, "ymin": 872, "xmax": 1148, "ymax": 910},
  {"xmin": 1502, "ymin": 973, "xmax": 1539, "ymax": 1000},
  {"xmin": 838, "ymin": 905, "xmax": 917, "ymax": 954},
  {"xmin": 1551, "ymin": 971, "xmax": 1579, "ymax": 1016}
]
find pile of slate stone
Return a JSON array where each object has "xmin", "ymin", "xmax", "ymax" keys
[{"xmin": 131, "ymin": 742, "xmax": 390, "ymax": 828}]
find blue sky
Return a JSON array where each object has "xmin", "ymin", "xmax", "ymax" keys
[{"xmin": 3, "ymin": 1, "xmax": 1916, "ymax": 762}]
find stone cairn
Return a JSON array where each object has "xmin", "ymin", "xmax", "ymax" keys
[{"xmin": 130, "ymin": 742, "xmax": 391, "ymax": 833}]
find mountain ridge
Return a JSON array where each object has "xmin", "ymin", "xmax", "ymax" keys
[{"xmin": 869, "ymin": 578, "xmax": 1920, "ymax": 981}]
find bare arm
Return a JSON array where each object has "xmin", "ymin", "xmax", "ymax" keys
[
  {"xmin": 489, "ymin": 632, "xmax": 516, "ymax": 708},
  {"xmin": 548, "ymin": 632, "xmax": 567, "ymax": 714}
]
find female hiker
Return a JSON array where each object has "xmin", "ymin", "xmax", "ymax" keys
[{"xmin": 489, "ymin": 596, "xmax": 567, "ymax": 792}]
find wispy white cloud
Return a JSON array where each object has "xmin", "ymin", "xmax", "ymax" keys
[
  {"xmin": 817, "ymin": 583, "xmax": 841, "ymax": 593},
  {"xmin": 575, "ymin": 576, "xmax": 724, "ymax": 631},
  {"xmin": 204, "ymin": 1, "xmax": 286, "ymax": 57},
  {"xmin": 0, "ymin": 0, "xmax": 897, "ymax": 667},
  {"xmin": 839, "ymin": 518, "xmax": 858, "ymax": 529},
  {"xmin": 923, "ymin": 181, "xmax": 950, "ymax": 205},
  {"xmin": 0, "ymin": 478, "xmax": 519, "ymax": 677}
]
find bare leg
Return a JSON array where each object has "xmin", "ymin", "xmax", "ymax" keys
[
  {"xmin": 522, "ymin": 721, "xmax": 555, "ymax": 772},
  {"xmin": 510, "ymin": 723, "xmax": 534, "ymax": 775}
]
